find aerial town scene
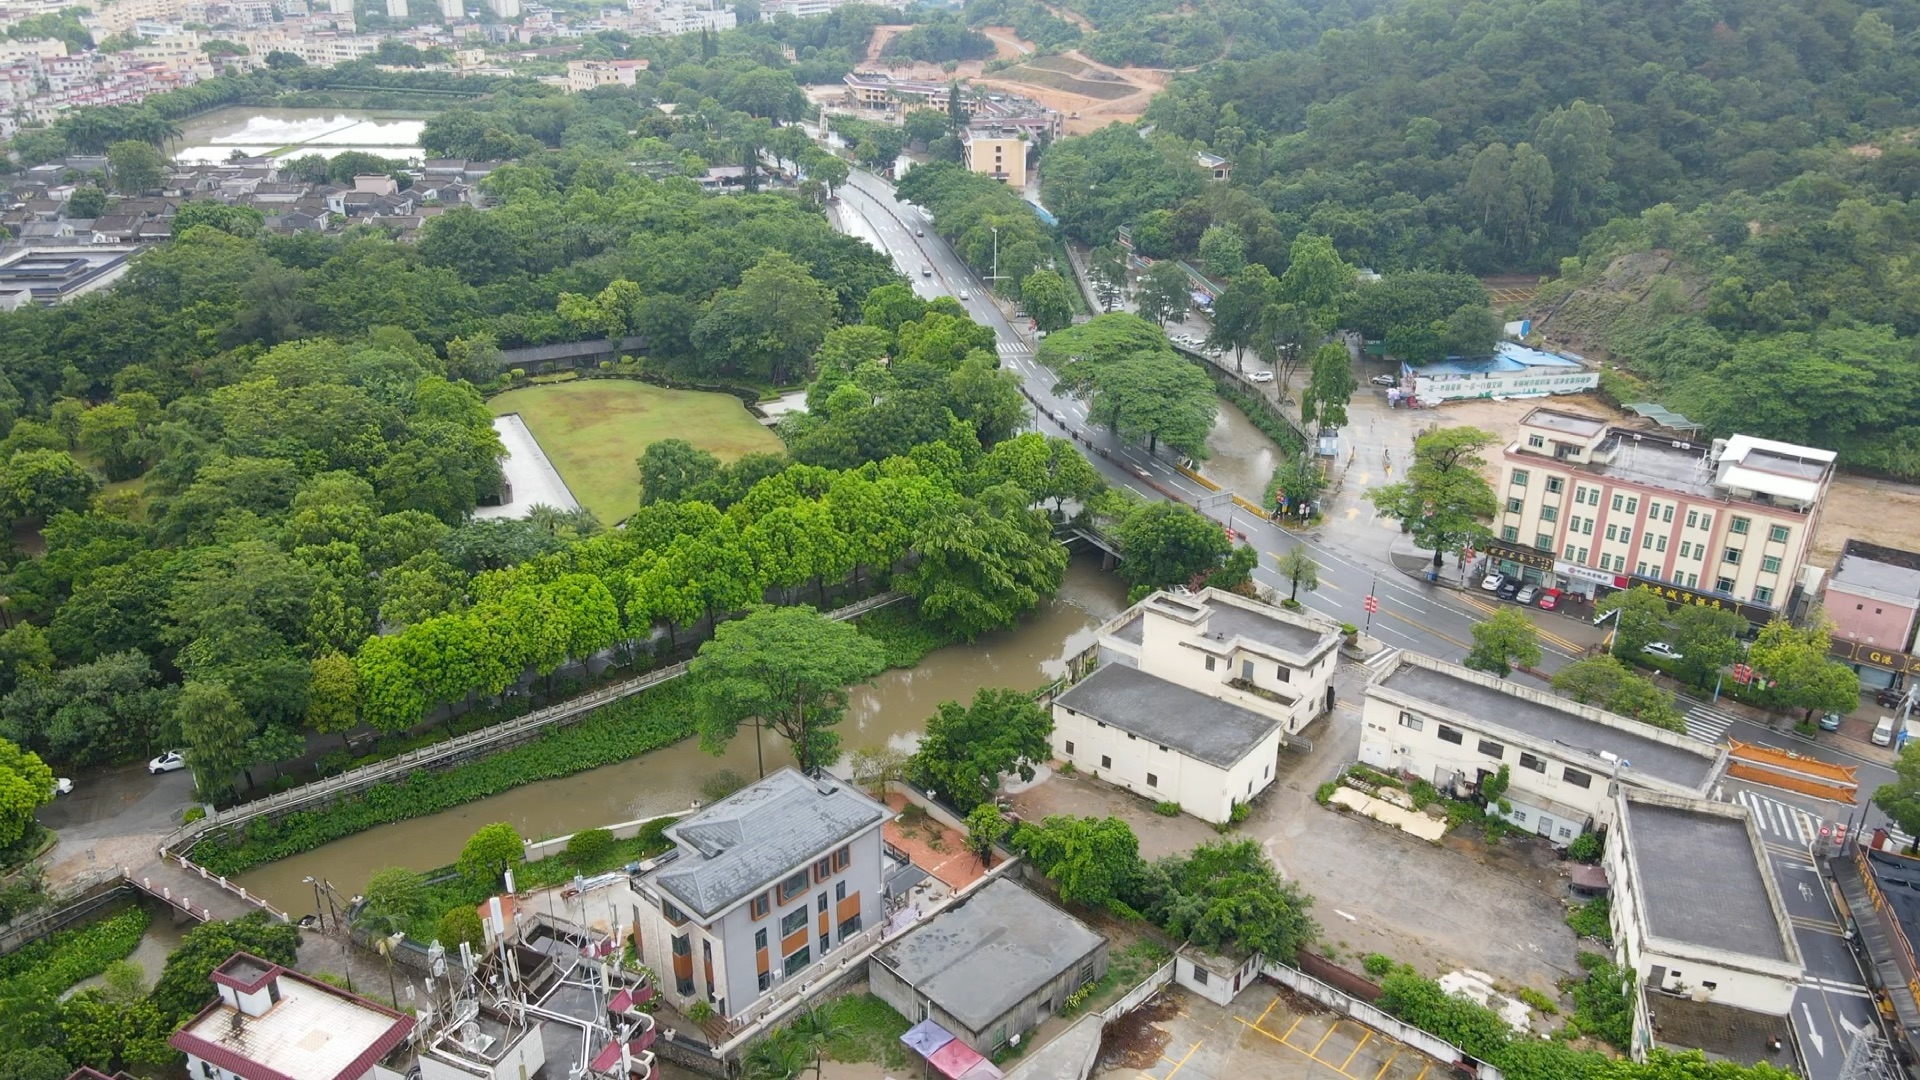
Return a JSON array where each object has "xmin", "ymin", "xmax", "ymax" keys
[{"xmin": 0, "ymin": 0, "xmax": 1919, "ymax": 1079}]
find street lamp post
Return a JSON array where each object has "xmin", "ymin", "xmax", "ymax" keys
[{"xmin": 988, "ymin": 225, "xmax": 1001, "ymax": 286}]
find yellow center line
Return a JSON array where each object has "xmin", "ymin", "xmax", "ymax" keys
[
  {"xmin": 1382, "ymin": 608, "xmax": 1470, "ymax": 651},
  {"xmin": 1339, "ymin": 1031, "xmax": 1374, "ymax": 1072}
]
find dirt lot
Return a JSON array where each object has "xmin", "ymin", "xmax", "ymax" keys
[
  {"xmin": 856, "ymin": 25, "xmax": 1166, "ymax": 135},
  {"xmin": 1010, "ymin": 665, "xmax": 1584, "ymax": 993},
  {"xmin": 1094, "ymin": 981, "xmax": 1447, "ymax": 1080}
]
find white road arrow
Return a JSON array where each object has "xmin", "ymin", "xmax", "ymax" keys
[
  {"xmin": 1801, "ymin": 882, "xmax": 1815, "ymax": 902},
  {"xmin": 1801, "ymin": 1002, "xmax": 1827, "ymax": 1057}
]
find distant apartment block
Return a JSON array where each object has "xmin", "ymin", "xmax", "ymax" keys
[
  {"xmin": 1361, "ymin": 651, "xmax": 1728, "ymax": 845},
  {"xmin": 564, "ymin": 56, "xmax": 644, "ymax": 91},
  {"xmin": 437, "ymin": 0, "xmax": 461, "ymax": 18},
  {"xmin": 1490, "ymin": 408, "xmax": 1835, "ymax": 619},
  {"xmin": 960, "ymin": 127, "xmax": 1025, "ymax": 187},
  {"xmin": 629, "ymin": 768, "xmax": 890, "ymax": 1021}
]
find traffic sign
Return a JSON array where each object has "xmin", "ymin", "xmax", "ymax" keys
[{"xmin": 1364, "ymin": 595, "xmax": 1379, "ymax": 614}]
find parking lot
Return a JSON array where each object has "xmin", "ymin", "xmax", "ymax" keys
[{"xmin": 1096, "ymin": 981, "xmax": 1441, "ymax": 1080}]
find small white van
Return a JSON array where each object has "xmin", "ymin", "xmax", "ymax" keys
[{"xmin": 1874, "ymin": 715, "xmax": 1896, "ymax": 746}]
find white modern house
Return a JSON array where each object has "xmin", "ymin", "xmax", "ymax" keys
[
  {"xmin": 1360, "ymin": 652, "xmax": 1727, "ymax": 844},
  {"xmin": 1606, "ymin": 789, "xmax": 1803, "ymax": 1061},
  {"xmin": 1053, "ymin": 589, "xmax": 1343, "ymax": 823}
]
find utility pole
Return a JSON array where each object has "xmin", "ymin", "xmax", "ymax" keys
[{"xmin": 987, "ymin": 225, "xmax": 1003, "ymax": 285}]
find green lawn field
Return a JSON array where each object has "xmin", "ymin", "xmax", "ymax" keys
[{"xmin": 488, "ymin": 380, "xmax": 784, "ymax": 525}]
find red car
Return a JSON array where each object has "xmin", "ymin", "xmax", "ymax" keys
[{"xmin": 1537, "ymin": 588, "xmax": 1563, "ymax": 611}]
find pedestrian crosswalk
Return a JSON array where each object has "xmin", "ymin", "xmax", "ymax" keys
[
  {"xmin": 997, "ymin": 341, "xmax": 1032, "ymax": 358},
  {"xmin": 1682, "ymin": 701, "xmax": 1741, "ymax": 744},
  {"xmin": 1735, "ymin": 789, "xmax": 1821, "ymax": 846}
]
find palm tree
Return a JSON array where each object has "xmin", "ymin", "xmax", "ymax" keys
[{"xmin": 741, "ymin": 1037, "xmax": 809, "ymax": 1080}]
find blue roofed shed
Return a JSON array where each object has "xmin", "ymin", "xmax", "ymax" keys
[{"xmin": 1404, "ymin": 341, "xmax": 1598, "ymax": 403}]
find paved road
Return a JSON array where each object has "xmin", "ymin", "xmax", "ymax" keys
[{"xmin": 836, "ymin": 169, "xmax": 1596, "ymax": 675}]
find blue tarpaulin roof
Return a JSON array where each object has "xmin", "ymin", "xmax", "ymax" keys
[
  {"xmin": 901, "ymin": 1019, "xmax": 956, "ymax": 1058},
  {"xmin": 1416, "ymin": 342, "xmax": 1584, "ymax": 377}
]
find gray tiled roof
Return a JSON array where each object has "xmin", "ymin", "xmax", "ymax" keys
[
  {"xmin": 874, "ymin": 879, "xmax": 1104, "ymax": 1031},
  {"xmin": 1055, "ymin": 664, "xmax": 1280, "ymax": 768},
  {"xmin": 653, "ymin": 768, "xmax": 888, "ymax": 920},
  {"xmin": 1624, "ymin": 799, "xmax": 1789, "ymax": 962}
]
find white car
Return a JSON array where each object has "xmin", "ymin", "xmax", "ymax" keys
[
  {"xmin": 1248, "ymin": 371, "xmax": 1275, "ymax": 383},
  {"xmin": 51, "ymin": 777, "xmax": 72, "ymax": 796},
  {"xmin": 958, "ymin": 290, "xmax": 970, "ymax": 301},
  {"xmin": 149, "ymin": 749, "xmax": 187, "ymax": 774},
  {"xmin": 1480, "ymin": 572, "xmax": 1507, "ymax": 593},
  {"xmin": 1370, "ymin": 374, "xmax": 1398, "ymax": 386},
  {"xmin": 1642, "ymin": 642, "xmax": 1683, "ymax": 661}
]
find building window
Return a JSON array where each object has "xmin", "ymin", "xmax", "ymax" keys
[
  {"xmin": 1698, "ymin": 512, "xmax": 1712, "ymax": 530},
  {"xmin": 1438, "ymin": 725, "xmax": 1463, "ymax": 745},
  {"xmin": 839, "ymin": 914, "xmax": 861, "ymax": 938},
  {"xmin": 1540, "ymin": 505, "xmax": 1558, "ymax": 523},
  {"xmin": 1399, "ymin": 712, "xmax": 1423, "ymax": 730},
  {"xmin": 1507, "ymin": 497, "xmax": 1524, "ymax": 514},
  {"xmin": 777, "ymin": 870, "xmax": 809, "ymax": 905},
  {"xmin": 1656, "ymin": 535, "xmax": 1667, "ymax": 552},
  {"xmin": 781, "ymin": 908, "xmax": 807, "ymax": 936},
  {"xmin": 1625, "ymin": 497, "xmax": 1638, "ymax": 515},
  {"xmin": 1537, "ymin": 534, "xmax": 1554, "ymax": 552},
  {"xmin": 833, "ymin": 846, "xmax": 850, "ymax": 872},
  {"xmin": 1502, "ymin": 526, "xmax": 1519, "ymax": 542},
  {"xmin": 750, "ymin": 894, "xmax": 769, "ymax": 920},
  {"xmin": 1678, "ymin": 541, "xmax": 1690, "ymax": 559},
  {"xmin": 783, "ymin": 947, "xmax": 811, "ymax": 976},
  {"xmin": 1637, "ymin": 561, "xmax": 1649, "ymax": 576},
  {"xmin": 203, "ymin": 1064, "xmax": 218, "ymax": 1080},
  {"xmin": 758, "ymin": 971, "xmax": 772, "ymax": 992},
  {"xmin": 1716, "ymin": 577, "xmax": 1735, "ymax": 593},
  {"xmin": 1769, "ymin": 524, "xmax": 1789, "ymax": 543},
  {"xmin": 1582, "ymin": 518, "xmax": 1594, "ymax": 535},
  {"xmin": 1064, "ymin": 740, "xmax": 1074, "ymax": 754},
  {"xmin": 1563, "ymin": 768, "xmax": 1592, "ymax": 789},
  {"xmin": 1518, "ymin": 752, "xmax": 1545, "ymax": 773},
  {"xmin": 1641, "ymin": 532, "xmax": 1653, "ymax": 549},
  {"xmin": 1686, "ymin": 572, "xmax": 1698, "ymax": 587},
  {"xmin": 755, "ymin": 928, "xmax": 767, "ymax": 951},
  {"xmin": 672, "ymin": 934, "xmax": 690, "ymax": 956},
  {"xmin": 817, "ymin": 893, "xmax": 828, "ymax": 914},
  {"xmin": 1663, "ymin": 504, "xmax": 1675, "ymax": 523},
  {"xmin": 1754, "ymin": 586, "xmax": 1774, "ymax": 605},
  {"xmin": 1723, "ymin": 548, "xmax": 1740, "ymax": 564},
  {"xmin": 1761, "ymin": 556, "xmax": 1781, "ymax": 573},
  {"xmin": 1546, "ymin": 477, "xmax": 1563, "ymax": 493},
  {"xmin": 1511, "ymin": 469, "xmax": 1529, "ymax": 486},
  {"xmin": 1191, "ymin": 965, "xmax": 1209, "ymax": 985},
  {"xmin": 1686, "ymin": 509, "xmax": 1697, "ymax": 528},
  {"xmin": 1564, "ymin": 544, "xmax": 1576, "ymax": 561},
  {"xmin": 662, "ymin": 899, "xmax": 688, "ymax": 924},
  {"xmin": 814, "ymin": 856, "xmax": 832, "ymax": 882},
  {"xmin": 1558, "ymin": 826, "xmax": 1574, "ymax": 839},
  {"xmin": 1730, "ymin": 516, "xmax": 1749, "ymax": 535},
  {"xmin": 1512, "ymin": 810, "xmax": 1526, "ymax": 822},
  {"xmin": 1527, "ymin": 434, "xmax": 1545, "ymax": 448},
  {"xmin": 1605, "ymin": 524, "xmax": 1617, "ymax": 542},
  {"xmin": 1100, "ymin": 755, "xmax": 1111, "ymax": 769},
  {"xmin": 1205, "ymin": 656, "xmax": 1216, "ymax": 671},
  {"xmin": 1147, "ymin": 772, "xmax": 1159, "ymax": 788},
  {"xmin": 1276, "ymin": 666, "xmax": 1290, "ymax": 682},
  {"xmin": 1611, "ymin": 493, "xmax": 1623, "ymax": 512},
  {"xmin": 836, "ymin": 881, "xmax": 846, "ymax": 902},
  {"xmin": 1477, "ymin": 739, "xmax": 1505, "ymax": 759},
  {"xmin": 820, "ymin": 933, "xmax": 829, "ymax": 955}
]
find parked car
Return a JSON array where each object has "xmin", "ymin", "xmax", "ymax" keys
[
  {"xmin": 1013, "ymin": 309, "xmax": 1027, "ymax": 319},
  {"xmin": 1370, "ymin": 374, "xmax": 1398, "ymax": 386},
  {"xmin": 1874, "ymin": 715, "xmax": 1897, "ymax": 746},
  {"xmin": 1480, "ymin": 573, "xmax": 1507, "ymax": 593},
  {"xmin": 1642, "ymin": 641, "xmax": 1683, "ymax": 661},
  {"xmin": 1819, "ymin": 711, "xmax": 1843, "ymax": 732},
  {"xmin": 1537, "ymin": 588, "xmax": 1563, "ymax": 611},
  {"xmin": 1877, "ymin": 687, "xmax": 1910, "ymax": 708},
  {"xmin": 1249, "ymin": 371, "xmax": 1275, "ymax": 383},
  {"xmin": 149, "ymin": 749, "xmax": 186, "ymax": 774},
  {"xmin": 51, "ymin": 777, "xmax": 72, "ymax": 796},
  {"xmin": 1496, "ymin": 579, "xmax": 1522, "ymax": 601},
  {"xmin": 1514, "ymin": 584, "xmax": 1539, "ymax": 605}
]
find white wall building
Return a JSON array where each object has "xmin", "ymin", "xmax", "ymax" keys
[
  {"xmin": 169, "ymin": 952, "xmax": 415, "ymax": 1080},
  {"xmin": 1401, "ymin": 341, "xmax": 1597, "ymax": 404},
  {"xmin": 1053, "ymin": 588, "xmax": 1343, "ymax": 823},
  {"xmin": 1606, "ymin": 789, "xmax": 1803, "ymax": 1059},
  {"xmin": 1360, "ymin": 652, "xmax": 1727, "ymax": 844}
]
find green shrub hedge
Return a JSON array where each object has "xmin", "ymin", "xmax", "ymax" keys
[{"xmin": 0, "ymin": 907, "xmax": 149, "ymax": 1001}]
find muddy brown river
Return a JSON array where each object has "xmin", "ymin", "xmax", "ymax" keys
[{"xmin": 236, "ymin": 556, "xmax": 1126, "ymax": 915}]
